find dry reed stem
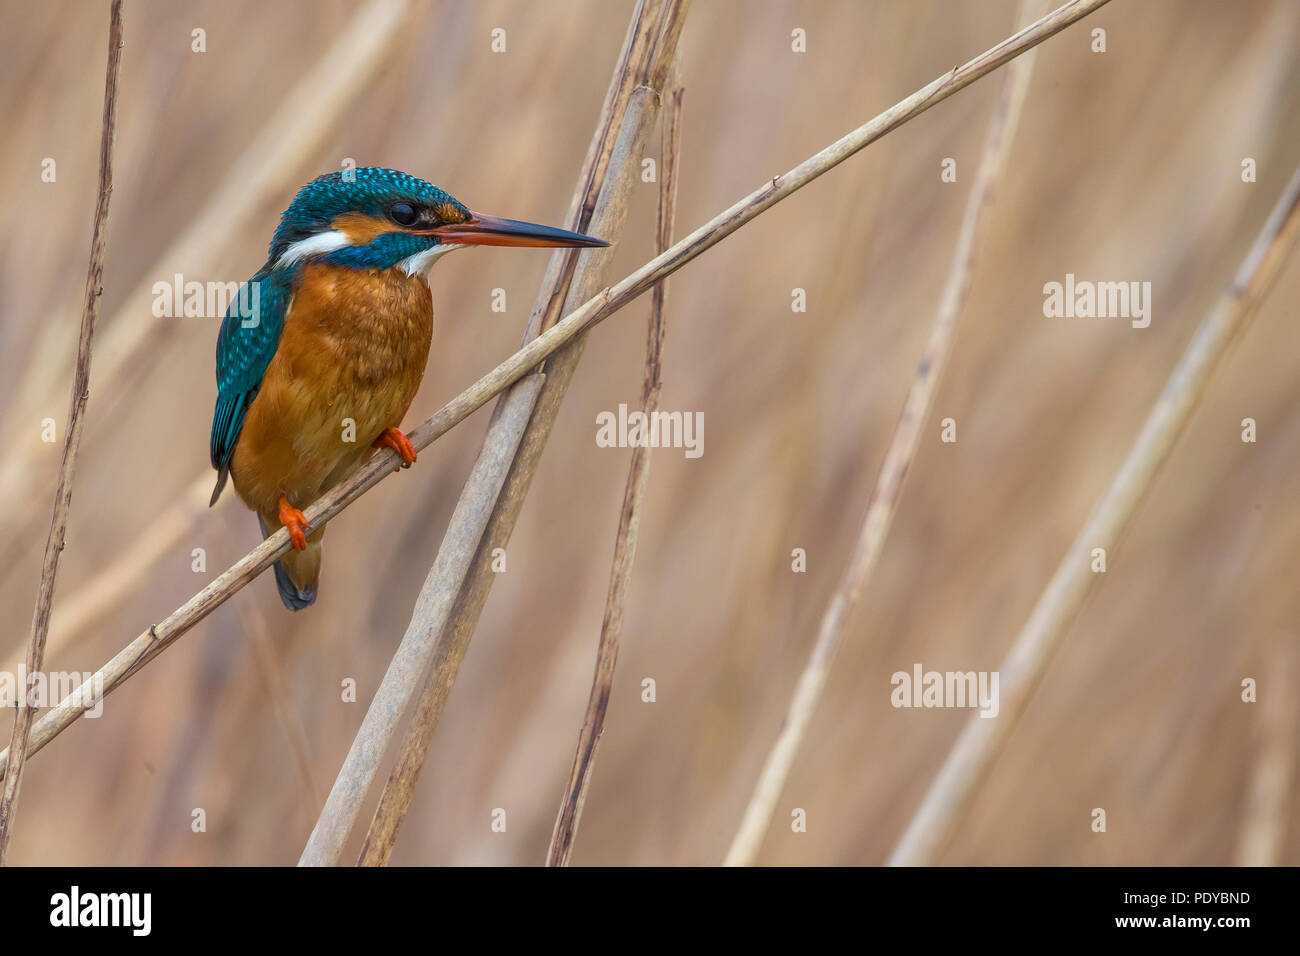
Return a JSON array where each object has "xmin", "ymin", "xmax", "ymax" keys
[
  {"xmin": 0, "ymin": 0, "xmax": 1110, "ymax": 793},
  {"xmin": 0, "ymin": 0, "xmax": 409, "ymax": 549},
  {"xmin": 313, "ymin": 368, "xmax": 544, "ymax": 866},
  {"xmin": 334, "ymin": 0, "xmax": 681, "ymax": 868},
  {"xmin": 723, "ymin": 0, "xmax": 1047, "ymax": 868},
  {"xmin": 351, "ymin": 78, "xmax": 679, "ymax": 871},
  {"xmin": 343, "ymin": 376, "xmax": 542, "ymax": 865},
  {"xmin": 547, "ymin": 66, "xmax": 684, "ymax": 869},
  {"xmin": 351, "ymin": 99, "xmax": 652, "ymax": 863},
  {"xmin": 888, "ymin": 161, "xmax": 1300, "ymax": 866},
  {"xmin": 0, "ymin": 0, "xmax": 123, "ymax": 865}
]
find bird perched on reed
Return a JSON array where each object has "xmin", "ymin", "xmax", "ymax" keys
[{"xmin": 209, "ymin": 167, "xmax": 607, "ymax": 610}]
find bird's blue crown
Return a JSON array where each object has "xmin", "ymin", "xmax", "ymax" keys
[{"xmin": 268, "ymin": 167, "xmax": 467, "ymax": 264}]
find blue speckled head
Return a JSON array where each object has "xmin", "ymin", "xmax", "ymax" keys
[
  {"xmin": 266, "ymin": 166, "xmax": 609, "ymax": 275},
  {"xmin": 268, "ymin": 167, "xmax": 470, "ymax": 270}
]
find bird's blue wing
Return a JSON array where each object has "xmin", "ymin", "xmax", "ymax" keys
[{"xmin": 209, "ymin": 268, "xmax": 292, "ymax": 502}]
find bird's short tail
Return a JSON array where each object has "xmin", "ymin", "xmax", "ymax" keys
[{"xmin": 257, "ymin": 513, "xmax": 322, "ymax": 611}]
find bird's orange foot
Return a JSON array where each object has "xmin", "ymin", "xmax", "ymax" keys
[
  {"xmin": 374, "ymin": 427, "xmax": 417, "ymax": 470},
  {"xmin": 278, "ymin": 495, "xmax": 310, "ymax": 552}
]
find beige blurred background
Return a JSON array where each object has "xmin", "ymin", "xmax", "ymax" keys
[{"xmin": 1, "ymin": 0, "xmax": 1298, "ymax": 866}]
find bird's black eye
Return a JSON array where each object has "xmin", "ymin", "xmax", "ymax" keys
[{"xmin": 390, "ymin": 202, "xmax": 419, "ymax": 227}]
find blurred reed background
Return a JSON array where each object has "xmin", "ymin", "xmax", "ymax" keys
[{"xmin": 1, "ymin": 0, "xmax": 1298, "ymax": 865}]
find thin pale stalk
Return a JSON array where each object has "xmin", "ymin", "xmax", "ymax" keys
[
  {"xmin": 0, "ymin": 0, "xmax": 123, "ymax": 864},
  {"xmin": 548, "ymin": 68, "xmax": 684, "ymax": 868},
  {"xmin": 888, "ymin": 162, "xmax": 1300, "ymax": 866},
  {"xmin": 723, "ymin": 0, "xmax": 1046, "ymax": 868}
]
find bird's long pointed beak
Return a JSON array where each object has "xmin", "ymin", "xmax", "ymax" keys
[{"xmin": 424, "ymin": 212, "xmax": 609, "ymax": 248}]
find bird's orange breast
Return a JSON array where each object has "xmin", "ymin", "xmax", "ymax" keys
[{"xmin": 229, "ymin": 263, "xmax": 434, "ymax": 520}]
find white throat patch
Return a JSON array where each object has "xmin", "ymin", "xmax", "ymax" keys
[{"xmin": 398, "ymin": 243, "xmax": 464, "ymax": 278}]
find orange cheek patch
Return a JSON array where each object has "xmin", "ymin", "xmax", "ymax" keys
[{"xmin": 331, "ymin": 211, "xmax": 395, "ymax": 244}]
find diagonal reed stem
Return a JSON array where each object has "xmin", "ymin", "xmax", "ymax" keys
[
  {"xmin": 888, "ymin": 161, "xmax": 1300, "ymax": 866},
  {"xmin": 723, "ymin": 0, "xmax": 1047, "ymax": 868}
]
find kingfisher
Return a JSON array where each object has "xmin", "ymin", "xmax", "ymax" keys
[{"xmin": 210, "ymin": 167, "xmax": 606, "ymax": 611}]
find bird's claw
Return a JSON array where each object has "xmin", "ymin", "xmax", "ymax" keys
[
  {"xmin": 375, "ymin": 427, "xmax": 417, "ymax": 470},
  {"xmin": 278, "ymin": 495, "xmax": 310, "ymax": 552}
]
